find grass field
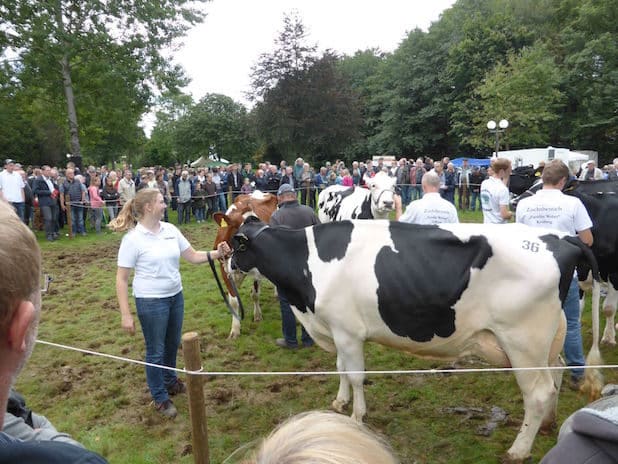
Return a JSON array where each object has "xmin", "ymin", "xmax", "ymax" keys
[{"xmin": 16, "ymin": 208, "xmax": 618, "ymax": 463}]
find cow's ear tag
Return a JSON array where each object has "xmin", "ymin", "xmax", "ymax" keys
[{"xmin": 220, "ymin": 219, "xmax": 228, "ymax": 227}]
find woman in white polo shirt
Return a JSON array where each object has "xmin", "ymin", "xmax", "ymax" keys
[
  {"xmin": 480, "ymin": 157, "xmax": 513, "ymax": 224},
  {"xmin": 109, "ymin": 188, "xmax": 230, "ymax": 418}
]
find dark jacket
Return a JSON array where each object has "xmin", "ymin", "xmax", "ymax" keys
[
  {"xmin": 32, "ymin": 176, "xmax": 57, "ymax": 208},
  {"xmin": 255, "ymin": 175, "xmax": 268, "ymax": 192},
  {"xmin": 100, "ymin": 185, "xmax": 120, "ymax": 205},
  {"xmin": 203, "ymin": 180, "xmax": 217, "ymax": 198},
  {"xmin": 279, "ymin": 174, "xmax": 295, "ymax": 189},
  {"xmin": 269, "ymin": 200, "xmax": 320, "ymax": 229},
  {"xmin": 227, "ymin": 171, "xmax": 243, "ymax": 194},
  {"xmin": 0, "ymin": 435, "xmax": 107, "ymax": 464},
  {"xmin": 265, "ymin": 172, "xmax": 281, "ymax": 194}
]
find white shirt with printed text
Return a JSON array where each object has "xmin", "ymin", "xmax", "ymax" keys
[{"xmin": 399, "ymin": 192, "xmax": 459, "ymax": 225}]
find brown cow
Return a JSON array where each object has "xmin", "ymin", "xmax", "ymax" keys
[{"xmin": 213, "ymin": 191, "xmax": 278, "ymax": 338}]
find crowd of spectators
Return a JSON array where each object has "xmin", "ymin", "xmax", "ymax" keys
[{"xmin": 1, "ymin": 155, "xmax": 617, "ymax": 240}]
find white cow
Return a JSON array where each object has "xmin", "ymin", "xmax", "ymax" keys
[
  {"xmin": 231, "ymin": 218, "xmax": 602, "ymax": 463},
  {"xmin": 318, "ymin": 171, "xmax": 396, "ymax": 222}
]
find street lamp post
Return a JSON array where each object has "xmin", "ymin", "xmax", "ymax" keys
[{"xmin": 487, "ymin": 119, "xmax": 509, "ymax": 156}]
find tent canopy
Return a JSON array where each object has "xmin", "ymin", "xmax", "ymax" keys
[
  {"xmin": 190, "ymin": 155, "xmax": 229, "ymax": 168},
  {"xmin": 450, "ymin": 157, "xmax": 491, "ymax": 168},
  {"xmin": 492, "ymin": 147, "xmax": 589, "ymax": 169}
]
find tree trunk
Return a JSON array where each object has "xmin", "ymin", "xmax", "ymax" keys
[
  {"xmin": 60, "ymin": 54, "xmax": 81, "ymax": 158},
  {"xmin": 55, "ymin": 0, "xmax": 81, "ymax": 158}
]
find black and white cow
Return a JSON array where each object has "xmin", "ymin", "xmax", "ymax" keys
[
  {"xmin": 513, "ymin": 179, "xmax": 618, "ymax": 345},
  {"xmin": 230, "ymin": 217, "xmax": 602, "ymax": 462},
  {"xmin": 317, "ymin": 171, "xmax": 396, "ymax": 222}
]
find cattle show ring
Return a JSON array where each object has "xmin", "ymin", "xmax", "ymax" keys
[{"xmin": 20, "ymin": 179, "xmax": 618, "ymax": 463}]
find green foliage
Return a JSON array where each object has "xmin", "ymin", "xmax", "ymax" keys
[
  {"xmin": 468, "ymin": 44, "xmax": 566, "ymax": 149},
  {"xmin": 174, "ymin": 93, "xmax": 257, "ymax": 163},
  {"xmin": 0, "ymin": 0, "xmax": 207, "ymax": 165},
  {"xmin": 557, "ymin": 0, "xmax": 618, "ymax": 161}
]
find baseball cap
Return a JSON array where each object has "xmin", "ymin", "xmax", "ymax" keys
[
  {"xmin": 5, "ymin": 158, "xmax": 15, "ymax": 165},
  {"xmin": 277, "ymin": 184, "xmax": 295, "ymax": 196}
]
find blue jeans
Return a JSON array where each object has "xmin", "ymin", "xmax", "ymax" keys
[
  {"xmin": 195, "ymin": 206, "xmax": 205, "ymax": 221},
  {"xmin": 89, "ymin": 207, "xmax": 102, "ymax": 233},
  {"xmin": 278, "ymin": 287, "xmax": 312, "ymax": 347},
  {"xmin": 135, "ymin": 291, "xmax": 184, "ymax": 404},
  {"xmin": 70, "ymin": 205, "xmax": 85, "ymax": 234},
  {"xmin": 399, "ymin": 185, "xmax": 411, "ymax": 205},
  {"xmin": 564, "ymin": 277, "xmax": 585, "ymax": 380},
  {"xmin": 177, "ymin": 201, "xmax": 191, "ymax": 224},
  {"xmin": 217, "ymin": 192, "xmax": 227, "ymax": 212},
  {"xmin": 470, "ymin": 191, "xmax": 480, "ymax": 211},
  {"xmin": 411, "ymin": 186, "xmax": 423, "ymax": 201},
  {"xmin": 10, "ymin": 202, "xmax": 25, "ymax": 223}
]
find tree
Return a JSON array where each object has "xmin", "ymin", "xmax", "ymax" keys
[
  {"xmin": 557, "ymin": 0, "xmax": 618, "ymax": 160},
  {"xmin": 467, "ymin": 44, "xmax": 566, "ymax": 150},
  {"xmin": 439, "ymin": 0, "xmax": 535, "ymax": 153},
  {"xmin": 249, "ymin": 11, "xmax": 317, "ymax": 101},
  {"xmin": 174, "ymin": 93, "xmax": 257, "ymax": 163},
  {"xmin": 250, "ymin": 13, "xmax": 361, "ymax": 163},
  {"xmin": 144, "ymin": 92, "xmax": 193, "ymax": 167},
  {"xmin": 1, "ymin": 0, "xmax": 207, "ymax": 162},
  {"xmin": 338, "ymin": 49, "xmax": 387, "ymax": 160},
  {"xmin": 365, "ymin": 28, "xmax": 452, "ymax": 158}
]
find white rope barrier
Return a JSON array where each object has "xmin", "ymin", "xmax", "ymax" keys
[{"xmin": 36, "ymin": 338, "xmax": 616, "ymax": 377}]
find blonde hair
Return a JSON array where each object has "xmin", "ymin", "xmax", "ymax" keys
[
  {"xmin": 542, "ymin": 159, "xmax": 570, "ymax": 186},
  {"xmin": 108, "ymin": 188, "xmax": 160, "ymax": 232},
  {"xmin": 491, "ymin": 157, "xmax": 511, "ymax": 173},
  {"xmin": 0, "ymin": 201, "xmax": 40, "ymax": 334},
  {"xmin": 244, "ymin": 411, "xmax": 398, "ymax": 464}
]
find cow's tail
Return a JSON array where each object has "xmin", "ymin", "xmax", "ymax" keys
[{"xmin": 565, "ymin": 236, "xmax": 603, "ymax": 400}]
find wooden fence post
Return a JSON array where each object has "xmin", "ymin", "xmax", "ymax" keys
[
  {"xmin": 182, "ymin": 332, "xmax": 209, "ymax": 464},
  {"xmin": 65, "ymin": 193, "xmax": 73, "ymax": 239}
]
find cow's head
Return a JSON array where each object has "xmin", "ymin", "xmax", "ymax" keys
[
  {"xmin": 213, "ymin": 192, "xmax": 278, "ymax": 248},
  {"xmin": 230, "ymin": 216, "xmax": 268, "ymax": 273},
  {"xmin": 510, "ymin": 178, "xmax": 543, "ymax": 210},
  {"xmin": 213, "ymin": 210, "xmax": 248, "ymax": 247},
  {"xmin": 366, "ymin": 171, "xmax": 396, "ymax": 216}
]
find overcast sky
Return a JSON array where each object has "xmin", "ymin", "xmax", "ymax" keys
[{"xmin": 173, "ymin": 0, "xmax": 456, "ymax": 105}]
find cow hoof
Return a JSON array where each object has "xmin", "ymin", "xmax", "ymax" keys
[
  {"xmin": 350, "ymin": 412, "xmax": 365, "ymax": 423},
  {"xmin": 253, "ymin": 314, "xmax": 263, "ymax": 322},
  {"xmin": 601, "ymin": 338, "xmax": 616, "ymax": 346},
  {"xmin": 539, "ymin": 420, "xmax": 557, "ymax": 435},
  {"xmin": 228, "ymin": 331, "xmax": 240, "ymax": 340},
  {"xmin": 331, "ymin": 399, "xmax": 348, "ymax": 413},
  {"xmin": 500, "ymin": 454, "xmax": 532, "ymax": 464}
]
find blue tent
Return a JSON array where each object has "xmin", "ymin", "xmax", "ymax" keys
[{"xmin": 450, "ymin": 157, "xmax": 491, "ymax": 168}]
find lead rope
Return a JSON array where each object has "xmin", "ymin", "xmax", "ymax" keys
[{"xmin": 207, "ymin": 252, "xmax": 245, "ymax": 321}]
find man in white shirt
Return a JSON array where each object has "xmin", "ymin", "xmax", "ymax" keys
[
  {"xmin": 578, "ymin": 160, "xmax": 604, "ymax": 181},
  {"xmin": 0, "ymin": 159, "xmax": 26, "ymax": 222},
  {"xmin": 516, "ymin": 159, "xmax": 593, "ymax": 389},
  {"xmin": 395, "ymin": 171, "xmax": 459, "ymax": 225},
  {"xmin": 480, "ymin": 157, "xmax": 512, "ymax": 224}
]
